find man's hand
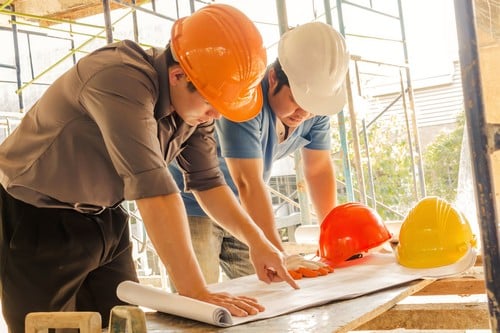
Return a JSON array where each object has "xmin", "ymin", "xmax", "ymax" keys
[
  {"xmin": 249, "ymin": 244, "xmax": 300, "ymax": 290},
  {"xmin": 285, "ymin": 254, "xmax": 334, "ymax": 280},
  {"xmin": 197, "ymin": 291, "xmax": 265, "ymax": 317}
]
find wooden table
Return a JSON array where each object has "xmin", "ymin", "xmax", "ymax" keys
[{"xmin": 144, "ymin": 279, "xmax": 433, "ymax": 333}]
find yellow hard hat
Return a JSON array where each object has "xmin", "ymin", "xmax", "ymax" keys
[
  {"xmin": 396, "ymin": 197, "xmax": 477, "ymax": 268},
  {"xmin": 171, "ymin": 4, "xmax": 267, "ymax": 122}
]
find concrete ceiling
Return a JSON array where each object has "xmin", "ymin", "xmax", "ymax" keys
[{"xmin": 1, "ymin": 0, "xmax": 147, "ymax": 25}]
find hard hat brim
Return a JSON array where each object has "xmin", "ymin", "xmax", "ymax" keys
[
  {"xmin": 210, "ymin": 85, "xmax": 263, "ymax": 122},
  {"xmin": 397, "ymin": 247, "xmax": 477, "ymax": 278},
  {"xmin": 290, "ymin": 81, "xmax": 347, "ymax": 116}
]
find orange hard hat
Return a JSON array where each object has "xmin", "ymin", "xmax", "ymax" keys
[
  {"xmin": 318, "ymin": 202, "xmax": 392, "ymax": 267},
  {"xmin": 171, "ymin": 4, "xmax": 267, "ymax": 122}
]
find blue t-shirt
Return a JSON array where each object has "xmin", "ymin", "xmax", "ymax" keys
[{"xmin": 168, "ymin": 72, "xmax": 331, "ymax": 216}]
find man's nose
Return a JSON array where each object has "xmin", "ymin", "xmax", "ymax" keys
[{"xmin": 295, "ymin": 107, "xmax": 309, "ymax": 117}]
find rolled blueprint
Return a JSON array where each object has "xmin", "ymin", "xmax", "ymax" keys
[{"xmin": 116, "ymin": 281, "xmax": 232, "ymax": 327}]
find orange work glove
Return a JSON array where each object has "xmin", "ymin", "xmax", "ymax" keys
[{"xmin": 285, "ymin": 254, "xmax": 334, "ymax": 280}]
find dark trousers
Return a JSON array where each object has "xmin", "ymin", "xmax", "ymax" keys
[{"xmin": 0, "ymin": 187, "xmax": 139, "ymax": 333}]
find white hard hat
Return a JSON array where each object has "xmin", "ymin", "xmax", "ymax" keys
[{"xmin": 278, "ymin": 22, "xmax": 349, "ymax": 116}]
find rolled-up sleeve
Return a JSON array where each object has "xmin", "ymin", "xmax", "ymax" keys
[
  {"xmin": 217, "ymin": 114, "xmax": 263, "ymax": 159},
  {"xmin": 304, "ymin": 116, "xmax": 332, "ymax": 150},
  {"xmin": 175, "ymin": 121, "xmax": 225, "ymax": 192}
]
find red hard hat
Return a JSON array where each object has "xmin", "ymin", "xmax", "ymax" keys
[{"xmin": 318, "ymin": 202, "xmax": 391, "ymax": 267}]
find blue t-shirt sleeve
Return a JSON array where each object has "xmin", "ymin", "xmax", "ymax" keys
[
  {"xmin": 304, "ymin": 115, "xmax": 332, "ymax": 150},
  {"xmin": 216, "ymin": 115, "xmax": 263, "ymax": 159}
]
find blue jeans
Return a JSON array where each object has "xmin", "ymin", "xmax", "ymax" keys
[{"xmin": 188, "ymin": 215, "xmax": 255, "ymax": 284}]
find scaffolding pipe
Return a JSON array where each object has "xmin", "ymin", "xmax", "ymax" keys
[
  {"xmin": 112, "ymin": 0, "xmax": 178, "ymax": 22},
  {"xmin": 14, "ymin": 9, "xmax": 133, "ymax": 94},
  {"xmin": 333, "ymin": 0, "xmax": 356, "ymax": 201},
  {"xmin": 10, "ymin": 12, "xmax": 24, "ymax": 112},
  {"xmin": 0, "ymin": 0, "xmax": 14, "ymax": 11},
  {"xmin": 69, "ymin": 26, "xmax": 77, "ymax": 65},
  {"xmin": 102, "ymin": 0, "xmax": 114, "ymax": 44},
  {"xmin": 0, "ymin": 9, "xmax": 105, "ymax": 29},
  {"xmin": 26, "ymin": 34, "xmax": 35, "ymax": 80},
  {"xmin": 131, "ymin": 0, "xmax": 139, "ymax": 42},
  {"xmin": 189, "ymin": 0, "xmax": 195, "ymax": 14},
  {"xmin": 454, "ymin": 0, "xmax": 500, "ymax": 330},
  {"xmin": 399, "ymin": 69, "xmax": 419, "ymax": 201},
  {"xmin": 275, "ymin": 0, "xmax": 288, "ymax": 36},
  {"xmin": 343, "ymin": 0, "xmax": 400, "ymax": 20},
  {"xmin": 397, "ymin": 0, "xmax": 426, "ymax": 199},
  {"xmin": 275, "ymin": 0, "xmax": 312, "ymax": 225},
  {"xmin": 344, "ymin": 72, "xmax": 367, "ymax": 204},
  {"xmin": 354, "ymin": 60, "xmax": 376, "ymax": 207},
  {"xmin": 9, "ymin": 20, "xmax": 125, "ymax": 45},
  {"xmin": 361, "ymin": 119, "xmax": 376, "ymax": 207}
]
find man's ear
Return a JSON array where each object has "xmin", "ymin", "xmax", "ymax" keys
[
  {"xmin": 268, "ymin": 67, "xmax": 277, "ymax": 88},
  {"xmin": 168, "ymin": 65, "xmax": 185, "ymax": 85}
]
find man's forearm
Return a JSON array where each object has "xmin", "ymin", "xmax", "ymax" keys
[
  {"xmin": 136, "ymin": 194, "xmax": 208, "ymax": 297},
  {"xmin": 238, "ymin": 181, "xmax": 285, "ymax": 251},
  {"xmin": 194, "ymin": 185, "xmax": 268, "ymax": 247}
]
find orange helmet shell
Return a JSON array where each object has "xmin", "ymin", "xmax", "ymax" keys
[
  {"xmin": 171, "ymin": 4, "xmax": 266, "ymax": 122},
  {"xmin": 319, "ymin": 202, "xmax": 391, "ymax": 266}
]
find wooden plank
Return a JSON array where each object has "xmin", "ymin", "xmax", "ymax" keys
[
  {"xmin": 24, "ymin": 312, "xmax": 101, "ymax": 333},
  {"xmin": 414, "ymin": 277, "xmax": 485, "ymax": 296},
  {"xmin": 144, "ymin": 279, "xmax": 433, "ymax": 333},
  {"xmin": 413, "ymin": 266, "xmax": 485, "ymax": 296},
  {"xmin": 355, "ymin": 302, "xmax": 490, "ymax": 330},
  {"xmin": 356, "ymin": 328, "xmax": 491, "ymax": 333}
]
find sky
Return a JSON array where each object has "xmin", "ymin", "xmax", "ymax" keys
[{"xmin": 209, "ymin": 0, "xmax": 459, "ymax": 79}]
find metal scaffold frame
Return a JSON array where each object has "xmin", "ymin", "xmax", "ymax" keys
[{"xmin": 0, "ymin": 0, "xmax": 498, "ymax": 328}]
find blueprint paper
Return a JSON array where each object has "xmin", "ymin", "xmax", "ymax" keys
[
  {"xmin": 117, "ymin": 281, "xmax": 233, "ymax": 326},
  {"xmin": 117, "ymin": 252, "xmax": 476, "ymax": 327}
]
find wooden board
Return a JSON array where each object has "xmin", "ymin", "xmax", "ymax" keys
[
  {"xmin": 356, "ymin": 302, "xmax": 490, "ymax": 330},
  {"xmin": 144, "ymin": 279, "xmax": 433, "ymax": 333}
]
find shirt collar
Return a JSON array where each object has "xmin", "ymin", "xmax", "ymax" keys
[{"xmin": 148, "ymin": 45, "xmax": 174, "ymax": 121}]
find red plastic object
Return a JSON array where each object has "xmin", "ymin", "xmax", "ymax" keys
[{"xmin": 318, "ymin": 202, "xmax": 391, "ymax": 266}]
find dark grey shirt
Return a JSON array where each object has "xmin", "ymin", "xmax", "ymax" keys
[{"xmin": 0, "ymin": 40, "xmax": 225, "ymax": 213}]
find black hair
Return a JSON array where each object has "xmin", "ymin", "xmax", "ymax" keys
[
  {"xmin": 166, "ymin": 43, "xmax": 197, "ymax": 93},
  {"xmin": 271, "ymin": 58, "xmax": 290, "ymax": 96}
]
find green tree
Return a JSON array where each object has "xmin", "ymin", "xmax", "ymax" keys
[
  {"xmin": 331, "ymin": 115, "xmax": 416, "ymax": 220},
  {"xmin": 422, "ymin": 113, "xmax": 464, "ymax": 202},
  {"xmin": 331, "ymin": 112, "xmax": 464, "ymax": 221}
]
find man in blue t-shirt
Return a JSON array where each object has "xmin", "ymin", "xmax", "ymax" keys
[{"xmin": 169, "ymin": 22, "xmax": 350, "ymax": 283}]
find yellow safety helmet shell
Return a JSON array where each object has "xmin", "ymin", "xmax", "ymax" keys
[{"xmin": 396, "ymin": 197, "xmax": 477, "ymax": 268}]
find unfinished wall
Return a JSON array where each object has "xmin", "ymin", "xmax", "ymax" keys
[{"xmin": 474, "ymin": 0, "xmax": 500, "ymax": 210}]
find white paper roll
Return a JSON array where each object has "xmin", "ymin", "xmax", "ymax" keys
[{"xmin": 294, "ymin": 224, "xmax": 320, "ymax": 244}]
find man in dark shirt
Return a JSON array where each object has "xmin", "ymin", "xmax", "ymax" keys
[{"xmin": 0, "ymin": 4, "xmax": 296, "ymax": 333}]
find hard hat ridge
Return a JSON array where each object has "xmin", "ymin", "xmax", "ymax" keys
[
  {"xmin": 170, "ymin": 4, "xmax": 267, "ymax": 122},
  {"xmin": 396, "ymin": 196, "xmax": 477, "ymax": 269},
  {"xmin": 278, "ymin": 21, "xmax": 350, "ymax": 116},
  {"xmin": 318, "ymin": 202, "xmax": 392, "ymax": 267}
]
